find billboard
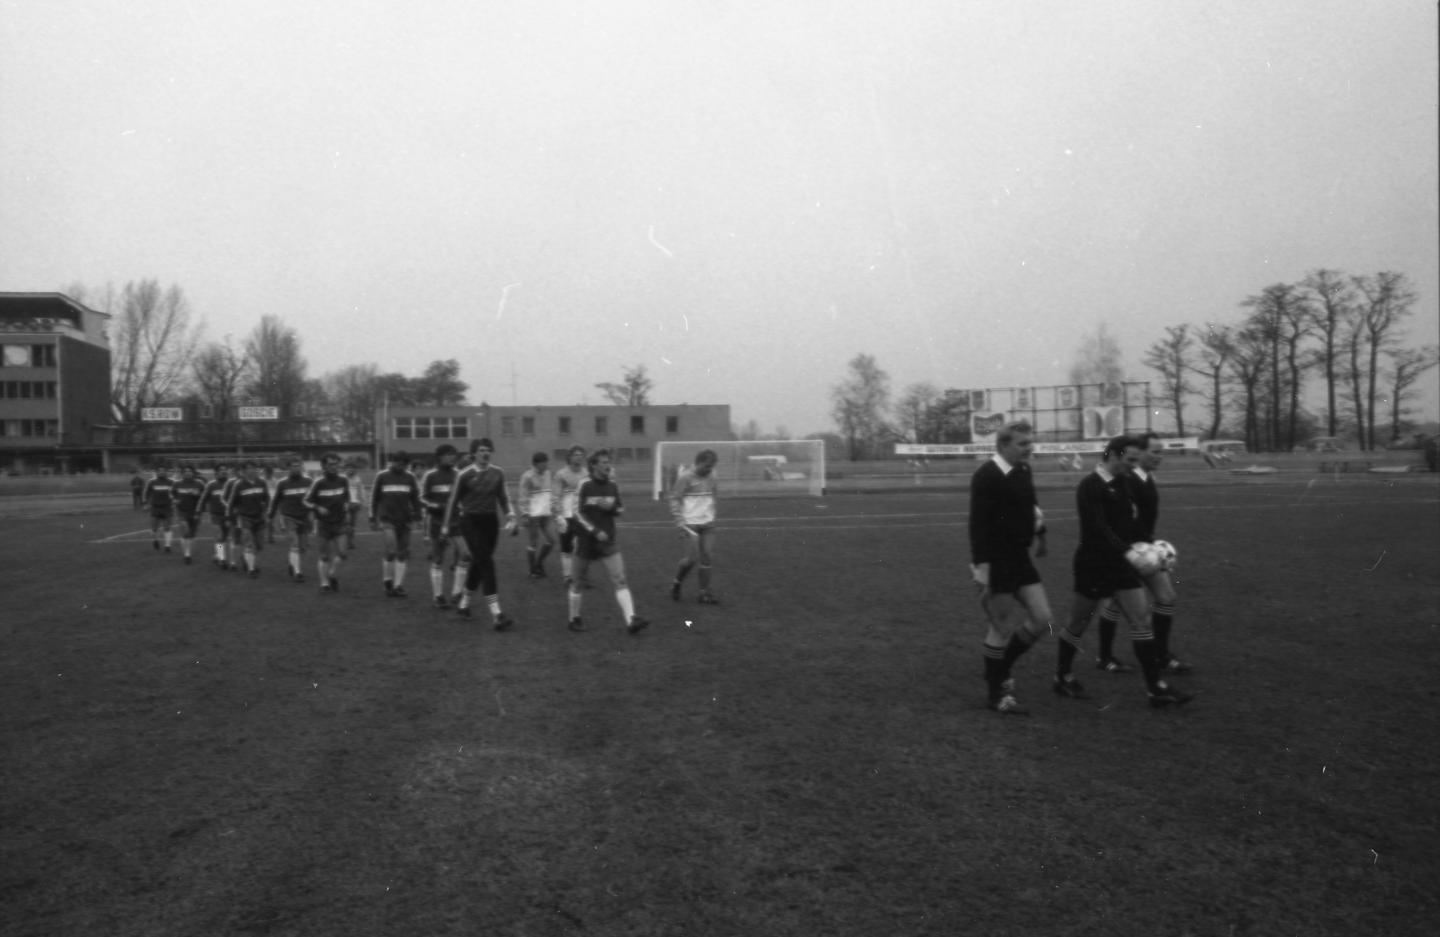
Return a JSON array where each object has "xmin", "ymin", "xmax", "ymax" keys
[
  {"xmin": 238, "ymin": 406, "xmax": 279, "ymax": 421},
  {"xmin": 140, "ymin": 407, "xmax": 184, "ymax": 422}
]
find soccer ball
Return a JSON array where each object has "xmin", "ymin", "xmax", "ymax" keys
[
  {"xmin": 1151, "ymin": 539, "xmax": 1178, "ymax": 570},
  {"xmin": 1126, "ymin": 542, "xmax": 1163, "ymax": 576}
]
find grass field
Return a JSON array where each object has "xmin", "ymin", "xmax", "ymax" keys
[{"xmin": 3, "ymin": 470, "xmax": 1438, "ymax": 936}]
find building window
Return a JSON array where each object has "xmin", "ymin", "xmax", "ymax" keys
[
  {"xmin": 501, "ymin": 416, "xmax": 516, "ymax": 436},
  {"xmin": 665, "ymin": 415, "xmax": 679, "ymax": 434},
  {"xmin": 558, "ymin": 416, "xmax": 571, "ymax": 436},
  {"xmin": 0, "ymin": 419, "xmax": 58, "ymax": 438},
  {"xmin": 522, "ymin": 416, "xmax": 536, "ymax": 436},
  {"xmin": 616, "ymin": 448, "xmax": 634, "ymax": 462},
  {"xmin": 595, "ymin": 416, "xmax": 608, "ymax": 436},
  {"xmin": 630, "ymin": 415, "xmax": 645, "ymax": 435},
  {"xmin": 635, "ymin": 447, "xmax": 651, "ymax": 462},
  {"xmin": 0, "ymin": 344, "xmax": 55, "ymax": 368},
  {"xmin": 393, "ymin": 416, "xmax": 469, "ymax": 440},
  {"xmin": 394, "ymin": 417, "xmax": 413, "ymax": 439}
]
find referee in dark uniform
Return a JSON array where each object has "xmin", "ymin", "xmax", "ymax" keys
[
  {"xmin": 1054, "ymin": 436, "xmax": 1191, "ymax": 708},
  {"xmin": 968, "ymin": 421, "xmax": 1054, "ymax": 715}
]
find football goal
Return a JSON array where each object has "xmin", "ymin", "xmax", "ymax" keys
[{"xmin": 652, "ymin": 440, "xmax": 827, "ymax": 499}]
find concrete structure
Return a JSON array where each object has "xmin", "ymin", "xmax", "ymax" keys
[
  {"xmin": 0, "ymin": 293, "xmax": 112, "ymax": 473},
  {"xmin": 374, "ymin": 403, "xmax": 733, "ymax": 474}
]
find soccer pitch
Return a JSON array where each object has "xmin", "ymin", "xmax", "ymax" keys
[{"xmin": 3, "ymin": 471, "xmax": 1438, "ymax": 936}]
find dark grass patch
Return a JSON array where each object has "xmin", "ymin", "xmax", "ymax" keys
[{"xmin": 2, "ymin": 474, "xmax": 1437, "ymax": 936}]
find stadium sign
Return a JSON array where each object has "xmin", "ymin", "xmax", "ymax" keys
[
  {"xmin": 238, "ymin": 406, "xmax": 280, "ymax": 421},
  {"xmin": 140, "ymin": 407, "xmax": 184, "ymax": 422}
]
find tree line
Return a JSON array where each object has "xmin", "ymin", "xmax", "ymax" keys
[
  {"xmin": 829, "ymin": 268, "xmax": 1435, "ymax": 459},
  {"xmin": 70, "ymin": 280, "xmax": 668, "ymax": 444},
  {"xmin": 1144, "ymin": 269, "xmax": 1436, "ymax": 451},
  {"xmin": 71, "ymin": 280, "xmax": 467, "ymax": 443}
]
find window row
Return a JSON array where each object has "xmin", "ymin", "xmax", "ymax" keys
[
  {"xmin": 0, "ymin": 344, "xmax": 57, "ymax": 368},
  {"xmin": 0, "ymin": 381, "xmax": 58, "ymax": 399},
  {"xmin": 392, "ymin": 417, "xmax": 470, "ymax": 440},
  {"xmin": 0, "ymin": 419, "xmax": 59, "ymax": 438},
  {"xmin": 503, "ymin": 414, "xmax": 682, "ymax": 437}
]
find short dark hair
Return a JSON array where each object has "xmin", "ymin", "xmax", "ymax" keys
[
  {"xmin": 1135, "ymin": 432, "xmax": 1161, "ymax": 449},
  {"xmin": 696, "ymin": 449, "xmax": 718, "ymax": 464},
  {"xmin": 1103, "ymin": 435, "xmax": 1140, "ymax": 459},
  {"xmin": 532, "ymin": 451, "xmax": 549, "ymax": 465},
  {"xmin": 389, "ymin": 450, "xmax": 409, "ymax": 463},
  {"xmin": 434, "ymin": 443, "xmax": 458, "ymax": 458},
  {"xmin": 587, "ymin": 448, "xmax": 612, "ymax": 468},
  {"xmin": 996, "ymin": 421, "xmax": 1034, "ymax": 447},
  {"xmin": 471, "ymin": 438, "xmax": 495, "ymax": 453},
  {"xmin": 567, "ymin": 444, "xmax": 587, "ymax": 458}
]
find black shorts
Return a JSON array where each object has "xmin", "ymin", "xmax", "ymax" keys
[
  {"xmin": 1072, "ymin": 552, "xmax": 1141, "ymax": 599},
  {"xmin": 988, "ymin": 553, "xmax": 1041, "ymax": 595},
  {"xmin": 316, "ymin": 518, "xmax": 348, "ymax": 542},
  {"xmin": 575, "ymin": 535, "xmax": 619, "ymax": 561},
  {"xmin": 178, "ymin": 510, "xmax": 201, "ymax": 538}
]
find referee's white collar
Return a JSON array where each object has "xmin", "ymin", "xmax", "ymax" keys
[
  {"xmin": 1094, "ymin": 465, "xmax": 1118, "ymax": 483},
  {"xmin": 990, "ymin": 453, "xmax": 1017, "ymax": 475},
  {"xmin": 1132, "ymin": 466, "xmax": 1151, "ymax": 482}
]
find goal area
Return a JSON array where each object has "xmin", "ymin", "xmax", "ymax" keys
[{"xmin": 652, "ymin": 440, "xmax": 827, "ymax": 499}]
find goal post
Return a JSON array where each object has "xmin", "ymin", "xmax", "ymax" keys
[{"xmin": 653, "ymin": 440, "xmax": 827, "ymax": 499}]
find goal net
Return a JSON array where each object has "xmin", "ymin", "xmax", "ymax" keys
[{"xmin": 652, "ymin": 440, "xmax": 827, "ymax": 499}]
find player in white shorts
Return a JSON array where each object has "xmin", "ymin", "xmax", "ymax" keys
[
  {"xmin": 668, "ymin": 449, "xmax": 720, "ymax": 605},
  {"xmin": 518, "ymin": 451, "xmax": 559, "ymax": 579}
]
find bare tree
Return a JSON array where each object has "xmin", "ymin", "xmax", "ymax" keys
[
  {"xmin": 191, "ymin": 337, "xmax": 253, "ymax": 423},
  {"xmin": 1068, "ymin": 322, "xmax": 1126, "ymax": 385},
  {"xmin": 1302, "ymin": 269, "xmax": 1356, "ymax": 437},
  {"xmin": 107, "ymin": 280, "xmax": 202, "ymax": 422},
  {"xmin": 1242, "ymin": 283, "xmax": 1312, "ymax": 450},
  {"xmin": 894, "ymin": 382, "xmax": 942, "ymax": 443},
  {"xmin": 322, "ymin": 363, "xmax": 381, "ymax": 442},
  {"xmin": 1352, "ymin": 272, "xmax": 1418, "ymax": 450},
  {"xmin": 1142, "ymin": 325, "xmax": 1195, "ymax": 437},
  {"xmin": 830, "ymin": 353, "xmax": 891, "ymax": 460},
  {"xmin": 594, "ymin": 364, "xmax": 653, "ymax": 406},
  {"xmin": 245, "ymin": 315, "xmax": 308, "ymax": 441},
  {"xmin": 1227, "ymin": 324, "xmax": 1269, "ymax": 451},
  {"xmin": 1385, "ymin": 345, "xmax": 1439, "ymax": 442},
  {"xmin": 1192, "ymin": 323, "xmax": 1233, "ymax": 440}
]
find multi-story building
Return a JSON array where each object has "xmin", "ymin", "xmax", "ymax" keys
[
  {"xmin": 375, "ymin": 403, "xmax": 733, "ymax": 474},
  {"xmin": 0, "ymin": 292, "xmax": 112, "ymax": 473}
]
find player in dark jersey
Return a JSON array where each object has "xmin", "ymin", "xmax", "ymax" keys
[
  {"xmin": 226, "ymin": 461, "xmax": 272, "ymax": 579},
  {"xmin": 199, "ymin": 464, "xmax": 234, "ymax": 568},
  {"xmin": 269, "ymin": 457, "xmax": 314, "ymax": 583},
  {"xmin": 420, "ymin": 443, "xmax": 469, "ymax": 609},
  {"xmin": 371, "ymin": 450, "xmax": 422, "ymax": 597},
  {"xmin": 567, "ymin": 449, "xmax": 649, "ymax": 635},
  {"xmin": 968, "ymin": 422, "xmax": 1053, "ymax": 715},
  {"xmin": 1054, "ymin": 436, "xmax": 1192, "ymax": 708},
  {"xmin": 442, "ymin": 438, "xmax": 517, "ymax": 629},
  {"xmin": 1093, "ymin": 432, "xmax": 1190, "ymax": 674},
  {"xmin": 142, "ymin": 466, "xmax": 176, "ymax": 553},
  {"xmin": 170, "ymin": 464, "xmax": 207, "ymax": 565},
  {"xmin": 304, "ymin": 452, "xmax": 351, "ymax": 593}
]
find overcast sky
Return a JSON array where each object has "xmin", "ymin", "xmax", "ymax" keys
[{"xmin": 3, "ymin": 0, "xmax": 1436, "ymax": 434}]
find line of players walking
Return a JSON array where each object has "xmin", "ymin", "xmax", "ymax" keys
[{"xmin": 135, "ymin": 441, "xmax": 722, "ymax": 636}]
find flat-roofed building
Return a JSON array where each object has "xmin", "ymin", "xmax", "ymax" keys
[
  {"xmin": 375, "ymin": 403, "xmax": 733, "ymax": 476},
  {"xmin": 0, "ymin": 292, "xmax": 112, "ymax": 473}
]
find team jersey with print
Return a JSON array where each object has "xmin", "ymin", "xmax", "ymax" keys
[
  {"xmin": 171, "ymin": 477, "xmax": 207, "ymax": 514},
  {"xmin": 519, "ymin": 468, "xmax": 555, "ymax": 517},
  {"xmin": 575, "ymin": 476, "xmax": 623, "ymax": 543},
  {"xmin": 554, "ymin": 466, "xmax": 587, "ymax": 518},
  {"xmin": 303, "ymin": 473, "xmax": 350, "ymax": 521},
  {"xmin": 227, "ymin": 478, "xmax": 271, "ymax": 519},
  {"xmin": 447, "ymin": 464, "xmax": 510, "ymax": 518},
  {"xmin": 200, "ymin": 477, "xmax": 232, "ymax": 517},
  {"xmin": 143, "ymin": 476, "xmax": 175, "ymax": 509},
  {"xmin": 419, "ymin": 466, "xmax": 460, "ymax": 517},
  {"xmin": 371, "ymin": 469, "xmax": 421, "ymax": 525},
  {"xmin": 270, "ymin": 474, "xmax": 314, "ymax": 520},
  {"xmin": 669, "ymin": 469, "xmax": 718, "ymax": 527}
]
